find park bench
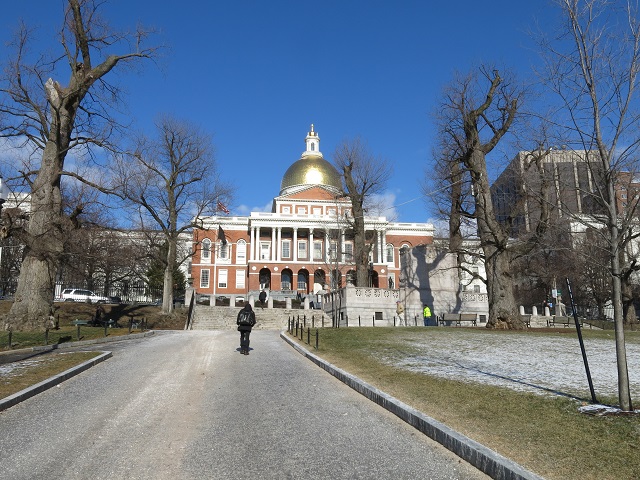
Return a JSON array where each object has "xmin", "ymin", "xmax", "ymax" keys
[
  {"xmin": 71, "ymin": 320, "xmax": 90, "ymax": 326},
  {"xmin": 439, "ymin": 313, "xmax": 477, "ymax": 326},
  {"xmin": 548, "ymin": 316, "xmax": 573, "ymax": 327}
]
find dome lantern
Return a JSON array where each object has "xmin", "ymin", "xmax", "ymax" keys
[{"xmin": 280, "ymin": 125, "xmax": 342, "ymax": 195}]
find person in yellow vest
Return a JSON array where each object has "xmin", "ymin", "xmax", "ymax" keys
[
  {"xmin": 396, "ymin": 301, "xmax": 405, "ymax": 324},
  {"xmin": 423, "ymin": 304, "xmax": 432, "ymax": 326}
]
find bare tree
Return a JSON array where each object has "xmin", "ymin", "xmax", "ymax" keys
[
  {"xmin": 332, "ymin": 138, "xmax": 392, "ymax": 287},
  {"xmin": 537, "ymin": 0, "xmax": 640, "ymax": 411},
  {"xmin": 0, "ymin": 0, "xmax": 158, "ymax": 330},
  {"xmin": 432, "ymin": 67, "xmax": 552, "ymax": 329},
  {"xmin": 114, "ymin": 115, "xmax": 231, "ymax": 314}
]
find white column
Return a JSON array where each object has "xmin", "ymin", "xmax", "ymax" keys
[
  {"xmin": 271, "ymin": 228, "xmax": 276, "ymax": 261},
  {"xmin": 276, "ymin": 227, "xmax": 282, "ymax": 262},
  {"xmin": 250, "ymin": 227, "xmax": 255, "ymax": 261},
  {"xmin": 324, "ymin": 233, "xmax": 328, "ymax": 262},
  {"xmin": 377, "ymin": 231, "xmax": 383, "ymax": 263},
  {"xmin": 309, "ymin": 229, "xmax": 314, "ymax": 262},
  {"xmin": 382, "ymin": 230, "xmax": 387, "ymax": 263},
  {"xmin": 256, "ymin": 227, "xmax": 260, "ymax": 260},
  {"xmin": 293, "ymin": 228, "xmax": 298, "ymax": 262},
  {"xmin": 341, "ymin": 230, "xmax": 345, "ymax": 262}
]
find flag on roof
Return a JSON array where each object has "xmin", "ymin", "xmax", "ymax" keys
[{"xmin": 216, "ymin": 201, "xmax": 230, "ymax": 214}]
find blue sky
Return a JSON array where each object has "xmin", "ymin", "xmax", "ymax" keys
[{"xmin": 1, "ymin": 1, "xmax": 553, "ymax": 224}]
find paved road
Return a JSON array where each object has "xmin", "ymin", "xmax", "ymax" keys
[{"xmin": 0, "ymin": 331, "xmax": 488, "ymax": 479}]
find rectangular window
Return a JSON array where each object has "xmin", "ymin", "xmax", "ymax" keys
[
  {"xmin": 297, "ymin": 207, "xmax": 306, "ymax": 214},
  {"xmin": 218, "ymin": 243, "xmax": 228, "ymax": 259},
  {"xmin": 218, "ymin": 269, "xmax": 228, "ymax": 288},
  {"xmin": 474, "ymin": 284, "xmax": 481, "ymax": 293},
  {"xmin": 344, "ymin": 243, "xmax": 353, "ymax": 262},
  {"xmin": 282, "ymin": 240, "xmax": 291, "ymax": 259},
  {"xmin": 329, "ymin": 242, "xmax": 337, "ymax": 261},
  {"xmin": 312, "ymin": 207, "xmax": 322, "ymax": 215},
  {"xmin": 298, "ymin": 240, "xmax": 307, "ymax": 259},
  {"xmin": 386, "ymin": 245, "xmax": 394, "ymax": 263},
  {"xmin": 236, "ymin": 242, "xmax": 246, "ymax": 263},
  {"xmin": 200, "ymin": 269, "xmax": 210, "ymax": 289},
  {"xmin": 260, "ymin": 242, "xmax": 270, "ymax": 260},
  {"xmin": 235, "ymin": 270, "xmax": 245, "ymax": 289},
  {"xmin": 314, "ymin": 241, "xmax": 323, "ymax": 261}
]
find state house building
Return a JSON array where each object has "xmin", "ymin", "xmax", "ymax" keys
[{"xmin": 191, "ymin": 126, "xmax": 434, "ymax": 300}]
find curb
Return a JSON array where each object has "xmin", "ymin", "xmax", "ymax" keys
[
  {"xmin": 0, "ymin": 351, "xmax": 112, "ymax": 412},
  {"xmin": 281, "ymin": 332, "xmax": 544, "ymax": 480},
  {"xmin": 0, "ymin": 330, "xmax": 156, "ymax": 359}
]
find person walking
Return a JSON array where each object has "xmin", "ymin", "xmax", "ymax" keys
[
  {"xmin": 258, "ymin": 290, "xmax": 267, "ymax": 309},
  {"xmin": 237, "ymin": 303, "xmax": 256, "ymax": 355},
  {"xmin": 423, "ymin": 304, "xmax": 432, "ymax": 326}
]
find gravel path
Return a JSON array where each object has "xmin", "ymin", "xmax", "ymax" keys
[{"xmin": 0, "ymin": 330, "xmax": 488, "ymax": 480}]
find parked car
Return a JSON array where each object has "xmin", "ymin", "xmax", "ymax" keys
[{"xmin": 60, "ymin": 288, "xmax": 109, "ymax": 304}]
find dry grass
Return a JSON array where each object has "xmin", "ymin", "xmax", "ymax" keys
[
  {"xmin": 301, "ymin": 327, "xmax": 640, "ymax": 480},
  {"xmin": 0, "ymin": 351, "xmax": 101, "ymax": 399}
]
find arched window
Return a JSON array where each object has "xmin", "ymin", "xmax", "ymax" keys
[
  {"xmin": 236, "ymin": 239, "xmax": 247, "ymax": 263},
  {"xmin": 202, "ymin": 238, "xmax": 211, "ymax": 262},
  {"xmin": 311, "ymin": 142, "xmax": 315, "ymax": 151},
  {"xmin": 386, "ymin": 244, "xmax": 394, "ymax": 263}
]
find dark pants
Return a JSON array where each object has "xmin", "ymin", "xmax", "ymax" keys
[
  {"xmin": 239, "ymin": 329, "xmax": 251, "ymax": 351},
  {"xmin": 424, "ymin": 316, "xmax": 431, "ymax": 326}
]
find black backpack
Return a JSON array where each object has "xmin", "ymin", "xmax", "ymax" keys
[{"xmin": 238, "ymin": 310, "xmax": 254, "ymax": 326}]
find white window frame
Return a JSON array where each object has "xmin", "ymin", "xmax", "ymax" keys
[
  {"xmin": 313, "ymin": 241, "xmax": 323, "ymax": 261},
  {"xmin": 298, "ymin": 240, "xmax": 307, "ymax": 259},
  {"xmin": 343, "ymin": 242, "xmax": 353, "ymax": 262},
  {"xmin": 282, "ymin": 240, "xmax": 291, "ymax": 259},
  {"xmin": 236, "ymin": 239, "xmax": 246, "ymax": 264},
  {"xmin": 201, "ymin": 238, "xmax": 211, "ymax": 263},
  {"xmin": 260, "ymin": 242, "xmax": 270, "ymax": 260},
  {"xmin": 200, "ymin": 269, "xmax": 210, "ymax": 288},
  {"xmin": 386, "ymin": 244, "xmax": 394, "ymax": 264},
  {"xmin": 218, "ymin": 269, "xmax": 228, "ymax": 289},
  {"xmin": 235, "ymin": 270, "xmax": 245, "ymax": 289}
]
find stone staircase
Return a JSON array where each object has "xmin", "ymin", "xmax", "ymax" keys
[{"xmin": 189, "ymin": 305, "xmax": 327, "ymax": 331}]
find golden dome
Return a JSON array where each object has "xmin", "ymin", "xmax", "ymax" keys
[{"xmin": 280, "ymin": 154, "xmax": 342, "ymax": 194}]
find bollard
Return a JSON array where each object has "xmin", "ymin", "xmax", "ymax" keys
[
  {"xmin": 128, "ymin": 319, "xmax": 133, "ymax": 334},
  {"xmin": 358, "ymin": 315, "xmax": 361, "ymax": 327},
  {"xmin": 372, "ymin": 315, "xmax": 375, "ymax": 327},
  {"xmin": 315, "ymin": 329, "xmax": 319, "ymax": 350},
  {"xmin": 104, "ymin": 323, "xmax": 108, "ymax": 337},
  {"xmin": 77, "ymin": 324, "xmax": 81, "ymax": 341},
  {"xmin": 45, "ymin": 328, "xmax": 49, "ymax": 346},
  {"xmin": 307, "ymin": 327, "xmax": 310, "ymax": 345}
]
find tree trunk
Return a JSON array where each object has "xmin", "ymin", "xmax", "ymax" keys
[
  {"xmin": 609, "ymin": 224, "xmax": 632, "ymax": 411},
  {"xmin": 5, "ymin": 140, "xmax": 67, "ymax": 331},
  {"xmin": 484, "ymin": 247, "xmax": 522, "ymax": 329},
  {"xmin": 162, "ymin": 239, "xmax": 177, "ymax": 314}
]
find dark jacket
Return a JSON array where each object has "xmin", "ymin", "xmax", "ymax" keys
[{"xmin": 237, "ymin": 304, "xmax": 256, "ymax": 331}]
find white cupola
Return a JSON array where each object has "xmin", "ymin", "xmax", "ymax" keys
[{"xmin": 302, "ymin": 124, "xmax": 322, "ymax": 158}]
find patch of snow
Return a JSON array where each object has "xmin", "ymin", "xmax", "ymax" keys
[{"xmin": 380, "ymin": 331, "xmax": 640, "ymax": 401}]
